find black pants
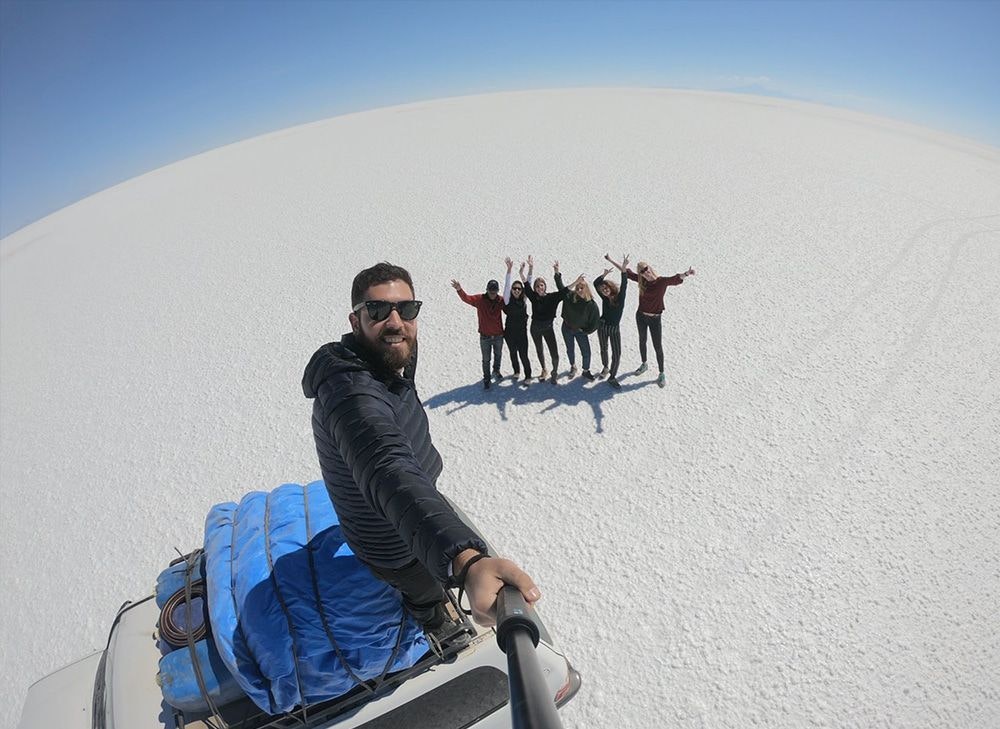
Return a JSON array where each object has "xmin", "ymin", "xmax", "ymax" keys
[
  {"xmin": 598, "ymin": 322, "xmax": 622, "ymax": 377},
  {"xmin": 364, "ymin": 559, "xmax": 446, "ymax": 628},
  {"xmin": 636, "ymin": 311, "xmax": 664, "ymax": 373},
  {"xmin": 479, "ymin": 334, "xmax": 504, "ymax": 379},
  {"xmin": 504, "ymin": 324, "xmax": 532, "ymax": 377},
  {"xmin": 530, "ymin": 320, "xmax": 559, "ymax": 373}
]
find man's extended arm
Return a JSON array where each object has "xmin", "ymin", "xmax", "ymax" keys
[
  {"xmin": 329, "ymin": 392, "xmax": 487, "ymax": 581},
  {"xmin": 451, "ymin": 279, "xmax": 478, "ymax": 306},
  {"xmin": 328, "ymin": 392, "xmax": 539, "ymax": 624}
]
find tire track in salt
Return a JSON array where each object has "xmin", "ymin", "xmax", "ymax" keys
[
  {"xmin": 684, "ymin": 215, "xmax": 1000, "ymax": 601},
  {"xmin": 805, "ymin": 213, "xmax": 1000, "ymax": 357},
  {"xmin": 0, "ymin": 232, "xmax": 52, "ymax": 263},
  {"xmin": 851, "ymin": 225, "xmax": 1000, "ymax": 429}
]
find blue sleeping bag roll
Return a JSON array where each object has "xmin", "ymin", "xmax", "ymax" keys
[
  {"xmin": 158, "ymin": 638, "xmax": 244, "ymax": 713},
  {"xmin": 203, "ymin": 481, "xmax": 429, "ymax": 715},
  {"xmin": 156, "ymin": 552, "xmax": 205, "ymax": 609}
]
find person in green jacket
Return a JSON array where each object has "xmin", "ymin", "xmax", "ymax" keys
[{"xmin": 554, "ymin": 261, "xmax": 601, "ymax": 381}]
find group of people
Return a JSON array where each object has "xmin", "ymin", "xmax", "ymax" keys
[
  {"xmin": 453, "ymin": 254, "xmax": 696, "ymax": 390},
  {"xmin": 300, "ymin": 256, "xmax": 695, "ymax": 656}
]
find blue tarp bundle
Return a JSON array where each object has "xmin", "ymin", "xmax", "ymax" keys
[{"xmin": 204, "ymin": 480, "xmax": 429, "ymax": 715}]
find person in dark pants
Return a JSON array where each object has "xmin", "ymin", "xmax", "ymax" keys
[
  {"xmin": 452, "ymin": 274, "xmax": 508, "ymax": 389},
  {"xmin": 303, "ymin": 262, "xmax": 540, "ymax": 645},
  {"xmin": 554, "ymin": 264, "xmax": 601, "ymax": 380},
  {"xmin": 594, "ymin": 253, "xmax": 630, "ymax": 390},
  {"xmin": 501, "ymin": 257, "xmax": 532, "ymax": 385},
  {"xmin": 624, "ymin": 259, "xmax": 696, "ymax": 388},
  {"xmin": 523, "ymin": 255, "xmax": 563, "ymax": 384}
]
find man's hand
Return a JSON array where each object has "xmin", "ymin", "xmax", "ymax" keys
[
  {"xmin": 505, "ymin": 257, "xmax": 514, "ymax": 272},
  {"xmin": 453, "ymin": 550, "xmax": 540, "ymax": 627},
  {"xmin": 451, "ymin": 279, "xmax": 462, "ymax": 291}
]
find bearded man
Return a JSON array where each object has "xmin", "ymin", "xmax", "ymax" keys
[{"xmin": 303, "ymin": 262, "xmax": 539, "ymax": 642}]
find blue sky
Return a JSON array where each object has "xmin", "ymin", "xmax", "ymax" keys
[{"xmin": 1, "ymin": 0, "xmax": 997, "ymax": 237}]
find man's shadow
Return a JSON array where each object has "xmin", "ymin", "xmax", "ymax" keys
[{"xmin": 423, "ymin": 371, "xmax": 652, "ymax": 433}]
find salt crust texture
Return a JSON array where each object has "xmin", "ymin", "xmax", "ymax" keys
[{"xmin": 1, "ymin": 88, "xmax": 998, "ymax": 728}]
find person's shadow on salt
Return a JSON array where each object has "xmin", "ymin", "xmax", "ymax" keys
[{"xmin": 423, "ymin": 371, "xmax": 651, "ymax": 434}]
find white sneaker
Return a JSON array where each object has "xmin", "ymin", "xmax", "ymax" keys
[
  {"xmin": 598, "ymin": 367, "xmax": 609, "ymax": 378},
  {"xmin": 634, "ymin": 362, "xmax": 648, "ymax": 375},
  {"xmin": 539, "ymin": 369, "xmax": 549, "ymax": 382},
  {"xmin": 569, "ymin": 365, "xmax": 578, "ymax": 377}
]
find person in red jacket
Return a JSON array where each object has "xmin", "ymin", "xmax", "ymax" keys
[
  {"xmin": 622, "ymin": 258, "xmax": 695, "ymax": 388},
  {"xmin": 451, "ymin": 275, "xmax": 508, "ymax": 389}
]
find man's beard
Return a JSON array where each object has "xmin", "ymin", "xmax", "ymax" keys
[{"xmin": 357, "ymin": 327, "xmax": 415, "ymax": 372}]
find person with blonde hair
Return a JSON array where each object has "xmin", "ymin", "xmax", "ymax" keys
[
  {"xmin": 554, "ymin": 262, "xmax": 601, "ymax": 381},
  {"xmin": 624, "ymin": 257, "xmax": 696, "ymax": 388},
  {"xmin": 594, "ymin": 253, "xmax": 630, "ymax": 389}
]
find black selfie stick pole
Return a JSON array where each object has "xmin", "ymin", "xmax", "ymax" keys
[{"xmin": 495, "ymin": 586, "xmax": 564, "ymax": 729}]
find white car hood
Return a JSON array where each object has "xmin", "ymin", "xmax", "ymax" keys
[{"xmin": 18, "ymin": 650, "xmax": 102, "ymax": 729}]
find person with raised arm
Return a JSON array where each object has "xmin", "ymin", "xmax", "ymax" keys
[
  {"xmin": 626, "ymin": 257, "xmax": 696, "ymax": 388},
  {"xmin": 303, "ymin": 262, "xmax": 540, "ymax": 654},
  {"xmin": 523, "ymin": 254, "xmax": 563, "ymax": 385},
  {"xmin": 594, "ymin": 253, "xmax": 631, "ymax": 390},
  {"xmin": 501, "ymin": 257, "xmax": 533, "ymax": 385},
  {"xmin": 452, "ymin": 264, "xmax": 511, "ymax": 390},
  {"xmin": 554, "ymin": 263, "xmax": 601, "ymax": 381}
]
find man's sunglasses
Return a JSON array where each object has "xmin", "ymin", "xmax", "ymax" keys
[{"xmin": 352, "ymin": 299, "xmax": 423, "ymax": 322}]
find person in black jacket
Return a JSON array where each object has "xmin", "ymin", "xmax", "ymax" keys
[
  {"xmin": 523, "ymin": 255, "xmax": 563, "ymax": 384},
  {"xmin": 303, "ymin": 262, "xmax": 540, "ymax": 636},
  {"xmin": 594, "ymin": 254, "xmax": 630, "ymax": 390},
  {"xmin": 502, "ymin": 257, "xmax": 532, "ymax": 385}
]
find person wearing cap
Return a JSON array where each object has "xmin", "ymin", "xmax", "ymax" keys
[{"xmin": 451, "ymin": 269, "xmax": 510, "ymax": 389}]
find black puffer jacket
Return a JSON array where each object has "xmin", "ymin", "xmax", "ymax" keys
[{"xmin": 303, "ymin": 334, "xmax": 488, "ymax": 581}]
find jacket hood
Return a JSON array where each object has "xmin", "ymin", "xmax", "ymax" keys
[{"xmin": 302, "ymin": 334, "xmax": 371, "ymax": 399}]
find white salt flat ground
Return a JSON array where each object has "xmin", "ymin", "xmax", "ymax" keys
[{"xmin": 1, "ymin": 88, "xmax": 998, "ymax": 728}]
